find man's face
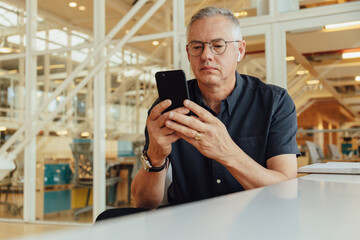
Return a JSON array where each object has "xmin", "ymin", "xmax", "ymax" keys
[{"xmin": 187, "ymin": 15, "xmax": 245, "ymax": 87}]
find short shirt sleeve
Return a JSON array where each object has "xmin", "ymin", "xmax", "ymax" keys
[{"xmin": 266, "ymin": 90, "xmax": 300, "ymax": 159}]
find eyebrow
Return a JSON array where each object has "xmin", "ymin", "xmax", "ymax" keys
[{"xmin": 189, "ymin": 38, "xmax": 224, "ymax": 43}]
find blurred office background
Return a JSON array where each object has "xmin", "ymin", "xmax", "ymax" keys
[{"xmin": 0, "ymin": 0, "xmax": 359, "ymax": 227}]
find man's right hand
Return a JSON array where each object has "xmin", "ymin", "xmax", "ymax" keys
[{"xmin": 146, "ymin": 99, "xmax": 190, "ymax": 166}]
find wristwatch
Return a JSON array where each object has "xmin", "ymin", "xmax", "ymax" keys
[{"xmin": 141, "ymin": 150, "xmax": 168, "ymax": 172}]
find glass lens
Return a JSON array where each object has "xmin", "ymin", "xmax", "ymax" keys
[
  {"xmin": 188, "ymin": 42, "xmax": 203, "ymax": 56},
  {"xmin": 210, "ymin": 39, "xmax": 226, "ymax": 55}
]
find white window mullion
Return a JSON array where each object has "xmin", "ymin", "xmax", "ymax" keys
[{"xmin": 24, "ymin": 0, "xmax": 38, "ymax": 222}]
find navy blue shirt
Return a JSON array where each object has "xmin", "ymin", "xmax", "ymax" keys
[{"xmin": 145, "ymin": 71, "xmax": 300, "ymax": 205}]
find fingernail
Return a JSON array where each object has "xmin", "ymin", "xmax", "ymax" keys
[
  {"xmin": 184, "ymin": 100, "xmax": 189, "ymax": 106},
  {"xmin": 169, "ymin": 112, "xmax": 174, "ymax": 118},
  {"xmin": 165, "ymin": 120, "xmax": 171, "ymax": 126}
]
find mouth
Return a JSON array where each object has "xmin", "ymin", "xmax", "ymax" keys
[{"xmin": 200, "ymin": 66, "xmax": 218, "ymax": 71}]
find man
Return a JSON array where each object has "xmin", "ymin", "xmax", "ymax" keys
[{"xmin": 131, "ymin": 7, "xmax": 300, "ymax": 209}]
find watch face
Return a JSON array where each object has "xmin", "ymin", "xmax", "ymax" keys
[{"xmin": 141, "ymin": 154, "xmax": 152, "ymax": 171}]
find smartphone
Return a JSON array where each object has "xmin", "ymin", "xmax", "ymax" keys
[{"xmin": 155, "ymin": 70, "xmax": 190, "ymax": 113}]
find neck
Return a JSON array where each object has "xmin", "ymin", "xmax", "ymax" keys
[{"xmin": 199, "ymin": 79, "xmax": 235, "ymax": 114}]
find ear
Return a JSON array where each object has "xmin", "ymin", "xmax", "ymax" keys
[{"xmin": 237, "ymin": 40, "xmax": 246, "ymax": 63}]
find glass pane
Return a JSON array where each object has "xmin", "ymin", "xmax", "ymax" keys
[
  {"xmin": 286, "ymin": 25, "xmax": 360, "ymax": 167},
  {"xmin": 0, "ymin": 62, "xmax": 24, "ymax": 220},
  {"xmin": 105, "ymin": 39, "xmax": 163, "ymax": 207},
  {"xmin": 237, "ymin": 35, "xmax": 266, "ymax": 82},
  {"xmin": 36, "ymin": 50, "xmax": 94, "ymax": 223},
  {"xmin": 0, "ymin": 2, "xmax": 25, "ymax": 55},
  {"xmin": 33, "ymin": 0, "xmax": 95, "ymax": 224}
]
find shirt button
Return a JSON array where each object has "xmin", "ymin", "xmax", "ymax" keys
[{"xmin": 216, "ymin": 179, "xmax": 221, "ymax": 184}]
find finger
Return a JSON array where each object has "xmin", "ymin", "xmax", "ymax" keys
[
  {"xmin": 168, "ymin": 110, "xmax": 207, "ymax": 133},
  {"xmin": 148, "ymin": 99, "xmax": 172, "ymax": 121},
  {"xmin": 174, "ymin": 131, "xmax": 198, "ymax": 146},
  {"xmin": 149, "ymin": 106, "xmax": 190, "ymax": 131},
  {"xmin": 153, "ymin": 127, "xmax": 181, "ymax": 144},
  {"xmin": 165, "ymin": 118, "xmax": 200, "ymax": 139},
  {"xmin": 172, "ymin": 106, "xmax": 190, "ymax": 115},
  {"xmin": 184, "ymin": 100, "xmax": 214, "ymax": 123},
  {"xmin": 167, "ymin": 132, "xmax": 181, "ymax": 142}
]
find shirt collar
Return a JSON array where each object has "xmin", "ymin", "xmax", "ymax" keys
[
  {"xmin": 194, "ymin": 71, "xmax": 243, "ymax": 116},
  {"xmin": 226, "ymin": 71, "xmax": 243, "ymax": 115}
]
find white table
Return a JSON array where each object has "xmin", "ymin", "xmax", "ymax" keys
[{"xmin": 16, "ymin": 174, "xmax": 360, "ymax": 240}]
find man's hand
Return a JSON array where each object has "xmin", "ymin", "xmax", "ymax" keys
[
  {"xmin": 165, "ymin": 100, "xmax": 238, "ymax": 163},
  {"xmin": 146, "ymin": 99, "xmax": 190, "ymax": 166}
]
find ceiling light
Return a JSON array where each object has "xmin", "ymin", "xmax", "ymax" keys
[
  {"xmin": 0, "ymin": 127, "xmax": 7, "ymax": 131},
  {"xmin": 152, "ymin": 41, "xmax": 159, "ymax": 46},
  {"xmin": 81, "ymin": 131, "xmax": 90, "ymax": 137},
  {"xmin": 50, "ymin": 64, "xmax": 65, "ymax": 69},
  {"xmin": 78, "ymin": 6, "xmax": 86, "ymax": 11},
  {"xmin": 53, "ymin": 79, "xmax": 64, "ymax": 84},
  {"xmin": 342, "ymin": 51, "xmax": 360, "ymax": 59},
  {"xmin": 234, "ymin": 11, "xmax": 248, "ymax": 18},
  {"xmin": 296, "ymin": 70, "xmax": 309, "ymax": 75},
  {"xmin": 0, "ymin": 47, "xmax": 12, "ymax": 53},
  {"xmin": 8, "ymin": 70, "xmax": 18, "ymax": 74},
  {"xmin": 355, "ymin": 75, "xmax": 360, "ymax": 81},
  {"xmin": 286, "ymin": 56, "xmax": 295, "ymax": 61},
  {"xmin": 38, "ymin": 65, "xmax": 65, "ymax": 70},
  {"xmin": 69, "ymin": 2, "xmax": 77, "ymax": 8},
  {"xmin": 306, "ymin": 79, "xmax": 320, "ymax": 85},
  {"xmin": 325, "ymin": 21, "xmax": 360, "ymax": 30},
  {"xmin": 0, "ymin": 37, "xmax": 12, "ymax": 53},
  {"xmin": 56, "ymin": 130, "xmax": 68, "ymax": 136}
]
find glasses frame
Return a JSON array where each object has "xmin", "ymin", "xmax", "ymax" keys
[{"xmin": 186, "ymin": 39, "xmax": 240, "ymax": 57}]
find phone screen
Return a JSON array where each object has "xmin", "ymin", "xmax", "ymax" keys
[{"xmin": 155, "ymin": 70, "xmax": 190, "ymax": 113}]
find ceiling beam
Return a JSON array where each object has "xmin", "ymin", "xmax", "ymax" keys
[
  {"xmin": 1, "ymin": 22, "xmax": 59, "ymax": 36},
  {"xmin": 312, "ymin": 58, "xmax": 360, "ymax": 67},
  {"xmin": 287, "ymin": 41, "xmax": 359, "ymax": 119},
  {"xmin": 330, "ymin": 80, "xmax": 360, "ymax": 86},
  {"xmin": 106, "ymin": 0, "xmax": 166, "ymax": 33},
  {"xmin": 288, "ymin": 74, "xmax": 312, "ymax": 97},
  {"xmin": 340, "ymin": 93, "xmax": 360, "ymax": 99}
]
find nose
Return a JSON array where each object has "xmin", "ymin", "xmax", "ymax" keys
[{"xmin": 200, "ymin": 42, "xmax": 213, "ymax": 61}]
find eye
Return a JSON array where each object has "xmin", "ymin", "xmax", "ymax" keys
[
  {"xmin": 192, "ymin": 46, "xmax": 203, "ymax": 50},
  {"xmin": 213, "ymin": 44, "xmax": 224, "ymax": 48},
  {"xmin": 212, "ymin": 40, "xmax": 225, "ymax": 47}
]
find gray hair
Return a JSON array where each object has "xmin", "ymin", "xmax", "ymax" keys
[{"xmin": 186, "ymin": 6, "xmax": 243, "ymax": 41}]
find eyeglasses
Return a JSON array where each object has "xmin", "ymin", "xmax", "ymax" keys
[{"xmin": 186, "ymin": 39, "xmax": 240, "ymax": 57}]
